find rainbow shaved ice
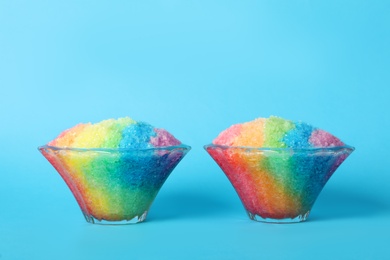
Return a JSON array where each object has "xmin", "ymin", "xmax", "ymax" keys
[
  {"xmin": 206, "ymin": 116, "xmax": 354, "ymax": 222},
  {"xmin": 39, "ymin": 117, "xmax": 189, "ymax": 224},
  {"xmin": 213, "ymin": 116, "xmax": 344, "ymax": 148},
  {"xmin": 48, "ymin": 117, "xmax": 181, "ymax": 148}
]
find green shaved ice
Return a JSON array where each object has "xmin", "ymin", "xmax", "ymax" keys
[{"xmin": 263, "ymin": 116, "xmax": 295, "ymax": 148}]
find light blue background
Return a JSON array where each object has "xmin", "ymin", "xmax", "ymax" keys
[{"xmin": 1, "ymin": 0, "xmax": 389, "ymax": 259}]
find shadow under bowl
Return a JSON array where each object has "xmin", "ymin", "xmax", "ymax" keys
[
  {"xmin": 204, "ymin": 144, "xmax": 354, "ymax": 223},
  {"xmin": 38, "ymin": 144, "xmax": 191, "ymax": 225}
]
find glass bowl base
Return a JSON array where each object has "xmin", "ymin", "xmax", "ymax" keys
[
  {"xmin": 247, "ymin": 211, "xmax": 310, "ymax": 223},
  {"xmin": 83, "ymin": 211, "xmax": 148, "ymax": 225}
]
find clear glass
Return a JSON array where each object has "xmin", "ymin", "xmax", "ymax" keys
[
  {"xmin": 204, "ymin": 144, "xmax": 354, "ymax": 223},
  {"xmin": 38, "ymin": 145, "xmax": 191, "ymax": 224}
]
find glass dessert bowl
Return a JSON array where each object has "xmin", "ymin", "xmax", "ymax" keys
[
  {"xmin": 204, "ymin": 144, "xmax": 354, "ymax": 223},
  {"xmin": 39, "ymin": 144, "xmax": 191, "ymax": 224}
]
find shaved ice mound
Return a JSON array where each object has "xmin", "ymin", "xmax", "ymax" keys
[
  {"xmin": 48, "ymin": 117, "xmax": 181, "ymax": 149},
  {"xmin": 205, "ymin": 116, "xmax": 354, "ymax": 223},
  {"xmin": 213, "ymin": 116, "xmax": 344, "ymax": 148},
  {"xmin": 39, "ymin": 117, "xmax": 190, "ymax": 224}
]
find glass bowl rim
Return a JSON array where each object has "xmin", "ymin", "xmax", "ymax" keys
[
  {"xmin": 38, "ymin": 144, "xmax": 191, "ymax": 152},
  {"xmin": 204, "ymin": 143, "xmax": 355, "ymax": 152}
]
